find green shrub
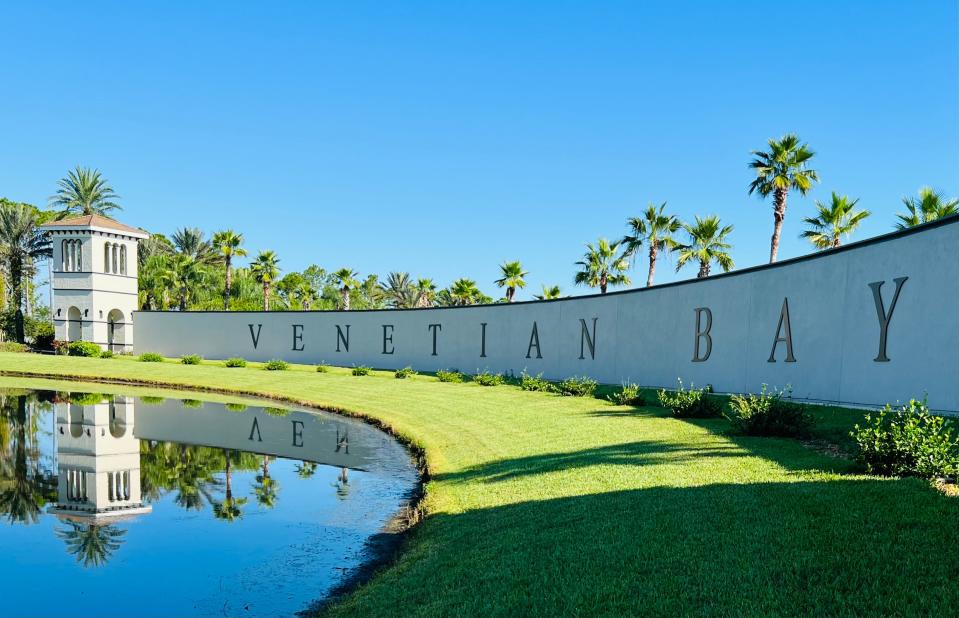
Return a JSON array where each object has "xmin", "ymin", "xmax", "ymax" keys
[
  {"xmin": 224, "ymin": 357, "xmax": 247, "ymax": 368},
  {"xmin": 181, "ymin": 354, "xmax": 202, "ymax": 365},
  {"xmin": 67, "ymin": 341, "xmax": 101, "ymax": 357},
  {"xmin": 519, "ymin": 371, "xmax": 556, "ymax": 393},
  {"xmin": 30, "ymin": 321, "xmax": 55, "ymax": 350},
  {"xmin": 657, "ymin": 380, "xmax": 722, "ymax": 418},
  {"xmin": 264, "ymin": 359, "xmax": 289, "ymax": 371},
  {"xmin": 727, "ymin": 386, "xmax": 813, "ymax": 437},
  {"xmin": 69, "ymin": 392, "xmax": 108, "ymax": 405},
  {"xmin": 395, "ymin": 366, "xmax": 417, "ymax": 379},
  {"xmin": 558, "ymin": 375, "xmax": 598, "ymax": 397},
  {"xmin": 140, "ymin": 396, "xmax": 165, "ymax": 405},
  {"xmin": 610, "ymin": 382, "xmax": 643, "ymax": 406},
  {"xmin": 473, "ymin": 371, "xmax": 504, "ymax": 387},
  {"xmin": 138, "ymin": 352, "xmax": 164, "ymax": 363},
  {"xmin": 99, "ymin": 349, "xmax": 115, "ymax": 359},
  {"xmin": 225, "ymin": 402, "xmax": 248, "ymax": 412},
  {"xmin": 352, "ymin": 365, "xmax": 373, "ymax": 376},
  {"xmin": 316, "ymin": 364, "xmax": 330, "ymax": 373},
  {"xmin": 181, "ymin": 398, "xmax": 203, "ymax": 408},
  {"xmin": 852, "ymin": 399, "xmax": 959, "ymax": 479},
  {"xmin": 436, "ymin": 369, "xmax": 464, "ymax": 383},
  {"xmin": 0, "ymin": 341, "xmax": 28, "ymax": 353},
  {"xmin": 264, "ymin": 406, "xmax": 289, "ymax": 417}
]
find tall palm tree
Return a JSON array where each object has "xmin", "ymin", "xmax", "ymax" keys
[
  {"xmin": 573, "ymin": 239, "xmax": 630, "ymax": 294},
  {"xmin": 249, "ymin": 251, "xmax": 280, "ymax": 311},
  {"xmin": 0, "ymin": 203, "xmax": 53, "ymax": 342},
  {"xmin": 449, "ymin": 278, "xmax": 482, "ymax": 306},
  {"xmin": 621, "ymin": 202, "xmax": 682, "ymax": 287},
  {"xmin": 534, "ymin": 285, "xmax": 562, "ymax": 300},
  {"xmin": 212, "ymin": 230, "xmax": 247, "ymax": 309},
  {"xmin": 414, "ymin": 278, "xmax": 437, "ymax": 308},
  {"xmin": 675, "ymin": 215, "xmax": 734, "ymax": 278},
  {"xmin": 494, "ymin": 261, "xmax": 528, "ymax": 302},
  {"xmin": 894, "ymin": 187, "xmax": 959, "ymax": 229},
  {"xmin": 172, "ymin": 227, "xmax": 216, "ymax": 264},
  {"xmin": 332, "ymin": 268, "xmax": 359, "ymax": 310},
  {"xmin": 748, "ymin": 134, "xmax": 819, "ymax": 263},
  {"xmin": 161, "ymin": 254, "xmax": 209, "ymax": 311},
  {"xmin": 382, "ymin": 271, "xmax": 418, "ymax": 308},
  {"xmin": 49, "ymin": 166, "xmax": 121, "ymax": 216},
  {"xmin": 213, "ymin": 451, "xmax": 247, "ymax": 523},
  {"xmin": 801, "ymin": 192, "xmax": 871, "ymax": 249}
]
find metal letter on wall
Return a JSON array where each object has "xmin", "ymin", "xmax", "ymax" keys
[
  {"xmin": 526, "ymin": 322, "xmax": 542, "ymax": 359},
  {"xmin": 248, "ymin": 324, "xmax": 263, "ymax": 349},
  {"xmin": 292, "ymin": 324, "xmax": 305, "ymax": 351},
  {"xmin": 480, "ymin": 322, "xmax": 487, "ymax": 358},
  {"xmin": 692, "ymin": 307, "xmax": 712, "ymax": 362},
  {"xmin": 335, "ymin": 325, "xmax": 350, "ymax": 353},
  {"xmin": 428, "ymin": 324, "xmax": 442, "ymax": 356},
  {"xmin": 579, "ymin": 318, "xmax": 597, "ymax": 360},
  {"xmin": 868, "ymin": 277, "xmax": 907, "ymax": 362},
  {"xmin": 382, "ymin": 324, "xmax": 395, "ymax": 355},
  {"xmin": 767, "ymin": 298, "xmax": 796, "ymax": 363}
]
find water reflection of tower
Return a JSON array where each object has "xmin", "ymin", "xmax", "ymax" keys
[{"xmin": 50, "ymin": 396, "xmax": 151, "ymax": 520}]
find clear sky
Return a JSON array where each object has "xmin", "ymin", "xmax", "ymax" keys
[{"xmin": 0, "ymin": 1, "xmax": 955, "ymax": 301}]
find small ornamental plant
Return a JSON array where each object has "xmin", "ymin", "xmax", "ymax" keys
[
  {"xmin": 395, "ymin": 366, "xmax": 417, "ymax": 379},
  {"xmin": 852, "ymin": 399, "xmax": 959, "ymax": 479},
  {"xmin": 657, "ymin": 379, "xmax": 722, "ymax": 418},
  {"xmin": 264, "ymin": 359, "xmax": 290, "ymax": 371},
  {"xmin": 727, "ymin": 386, "xmax": 813, "ymax": 437},
  {"xmin": 519, "ymin": 371, "xmax": 556, "ymax": 393},
  {"xmin": 473, "ymin": 371, "xmax": 504, "ymax": 387},
  {"xmin": 181, "ymin": 354, "xmax": 202, "ymax": 365},
  {"xmin": 138, "ymin": 352, "xmax": 164, "ymax": 363},
  {"xmin": 316, "ymin": 364, "xmax": 330, "ymax": 373},
  {"xmin": 558, "ymin": 375, "xmax": 598, "ymax": 397},
  {"xmin": 224, "ymin": 357, "xmax": 247, "ymax": 368},
  {"xmin": 436, "ymin": 369, "xmax": 464, "ymax": 383},
  {"xmin": 99, "ymin": 349, "xmax": 116, "ymax": 359},
  {"xmin": 610, "ymin": 382, "xmax": 643, "ymax": 406},
  {"xmin": 352, "ymin": 365, "xmax": 373, "ymax": 376},
  {"xmin": 181, "ymin": 398, "xmax": 203, "ymax": 409},
  {"xmin": 67, "ymin": 341, "xmax": 101, "ymax": 357}
]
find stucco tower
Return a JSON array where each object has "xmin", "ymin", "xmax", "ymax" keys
[{"xmin": 38, "ymin": 215, "xmax": 149, "ymax": 352}]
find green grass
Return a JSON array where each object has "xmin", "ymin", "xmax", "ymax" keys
[{"xmin": 0, "ymin": 352, "xmax": 955, "ymax": 616}]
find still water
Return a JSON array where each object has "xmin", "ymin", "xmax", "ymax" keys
[{"xmin": 0, "ymin": 385, "xmax": 418, "ymax": 617}]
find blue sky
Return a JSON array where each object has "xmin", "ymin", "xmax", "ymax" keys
[{"xmin": 1, "ymin": 1, "xmax": 955, "ymax": 300}]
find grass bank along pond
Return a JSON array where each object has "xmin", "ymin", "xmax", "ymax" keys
[{"xmin": 0, "ymin": 377, "xmax": 418, "ymax": 618}]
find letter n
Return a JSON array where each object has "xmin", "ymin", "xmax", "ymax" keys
[
  {"xmin": 579, "ymin": 318, "xmax": 597, "ymax": 360},
  {"xmin": 336, "ymin": 325, "xmax": 350, "ymax": 352}
]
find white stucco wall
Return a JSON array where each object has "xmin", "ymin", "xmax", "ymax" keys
[{"xmin": 135, "ymin": 217, "xmax": 959, "ymax": 412}]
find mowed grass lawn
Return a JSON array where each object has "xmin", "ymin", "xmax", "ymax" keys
[{"xmin": 2, "ymin": 352, "xmax": 957, "ymax": 616}]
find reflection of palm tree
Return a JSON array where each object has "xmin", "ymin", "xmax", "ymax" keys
[
  {"xmin": 253, "ymin": 455, "xmax": 279, "ymax": 508},
  {"xmin": 213, "ymin": 449, "xmax": 247, "ymax": 522},
  {"xmin": 333, "ymin": 467, "xmax": 350, "ymax": 500},
  {"xmin": 0, "ymin": 395, "xmax": 56, "ymax": 524},
  {"xmin": 56, "ymin": 522, "xmax": 126, "ymax": 567},
  {"xmin": 295, "ymin": 461, "xmax": 317, "ymax": 478}
]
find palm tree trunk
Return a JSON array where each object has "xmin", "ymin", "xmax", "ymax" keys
[
  {"xmin": 341, "ymin": 288, "xmax": 350, "ymax": 311},
  {"xmin": 600, "ymin": 273, "xmax": 608, "ymax": 294},
  {"xmin": 223, "ymin": 257, "xmax": 232, "ymax": 310},
  {"xmin": 507, "ymin": 287, "xmax": 515, "ymax": 302},
  {"xmin": 698, "ymin": 260, "xmax": 710, "ymax": 278},
  {"xmin": 263, "ymin": 282, "xmax": 270, "ymax": 311},
  {"xmin": 647, "ymin": 245, "xmax": 657, "ymax": 287},
  {"xmin": 11, "ymin": 256, "xmax": 25, "ymax": 343},
  {"xmin": 769, "ymin": 187, "xmax": 787, "ymax": 263}
]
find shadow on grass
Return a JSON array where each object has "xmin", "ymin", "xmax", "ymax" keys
[{"xmin": 335, "ymin": 480, "xmax": 959, "ymax": 617}]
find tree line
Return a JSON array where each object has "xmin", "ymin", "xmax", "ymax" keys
[{"xmin": 0, "ymin": 135, "xmax": 955, "ymax": 340}]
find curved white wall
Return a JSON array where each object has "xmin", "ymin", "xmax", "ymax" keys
[{"xmin": 136, "ymin": 217, "xmax": 959, "ymax": 412}]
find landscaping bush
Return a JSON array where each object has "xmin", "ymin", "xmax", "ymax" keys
[
  {"xmin": 99, "ymin": 349, "xmax": 115, "ymax": 359},
  {"xmin": 140, "ymin": 396, "xmax": 165, "ymax": 405},
  {"xmin": 31, "ymin": 321, "xmax": 55, "ymax": 350},
  {"xmin": 436, "ymin": 369, "xmax": 464, "ymax": 383},
  {"xmin": 264, "ymin": 359, "xmax": 289, "ymax": 371},
  {"xmin": 610, "ymin": 382, "xmax": 644, "ymax": 406},
  {"xmin": 67, "ymin": 341, "xmax": 101, "ymax": 357},
  {"xmin": 181, "ymin": 398, "xmax": 203, "ymax": 408},
  {"xmin": 224, "ymin": 357, "xmax": 247, "ymax": 368},
  {"xmin": 181, "ymin": 354, "xmax": 202, "ymax": 365},
  {"xmin": 316, "ymin": 364, "xmax": 330, "ymax": 373},
  {"xmin": 519, "ymin": 371, "xmax": 556, "ymax": 393},
  {"xmin": 352, "ymin": 365, "xmax": 373, "ymax": 376},
  {"xmin": 727, "ymin": 386, "xmax": 813, "ymax": 437},
  {"xmin": 225, "ymin": 402, "xmax": 248, "ymax": 412},
  {"xmin": 558, "ymin": 375, "xmax": 598, "ymax": 397},
  {"xmin": 138, "ymin": 352, "xmax": 164, "ymax": 362},
  {"xmin": 52, "ymin": 340, "xmax": 70, "ymax": 355},
  {"xmin": 69, "ymin": 392, "xmax": 108, "ymax": 405},
  {"xmin": 658, "ymin": 380, "xmax": 722, "ymax": 418},
  {"xmin": 473, "ymin": 371, "xmax": 504, "ymax": 386},
  {"xmin": 0, "ymin": 341, "xmax": 28, "ymax": 353},
  {"xmin": 395, "ymin": 366, "xmax": 417, "ymax": 379},
  {"xmin": 852, "ymin": 399, "xmax": 959, "ymax": 479}
]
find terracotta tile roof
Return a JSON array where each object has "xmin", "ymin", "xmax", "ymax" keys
[{"xmin": 40, "ymin": 214, "xmax": 148, "ymax": 236}]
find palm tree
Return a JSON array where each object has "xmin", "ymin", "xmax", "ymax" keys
[
  {"xmin": 534, "ymin": 285, "xmax": 562, "ymax": 300},
  {"xmin": 449, "ymin": 278, "xmax": 482, "ymax": 306},
  {"xmin": 49, "ymin": 166, "xmax": 121, "ymax": 216},
  {"xmin": 249, "ymin": 251, "xmax": 280, "ymax": 311},
  {"xmin": 414, "ymin": 278, "xmax": 437, "ymax": 307},
  {"xmin": 172, "ymin": 227, "xmax": 216, "ymax": 264},
  {"xmin": 161, "ymin": 254, "xmax": 209, "ymax": 311},
  {"xmin": 56, "ymin": 522, "xmax": 126, "ymax": 567},
  {"xmin": 894, "ymin": 187, "xmax": 959, "ymax": 229},
  {"xmin": 801, "ymin": 192, "xmax": 871, "ymax": 249},
  {"xmin": 494, "ymin": 261, "xmax": 528, "ymax": 302},
  {"xmin": 0, "ymin": 203, "xmax": 53, "ymax": 342},
  {"xmin": 621, "ymin": 202, "xmax": 682, "ymax": 287},
  {"xmin": 332, "ymin": 268, "xmax": 359, "ymax": 310},
  {"xmin": 212, "ymin": 230, "xmax": 247, "ymax": 309},
  {"xmin": 748, "ymin": 134, "xmax": 819, "ymax": 262},
  {"xmin": 382, "ymin": 271, "xmax": 418, "ymax": 308},
  {"xmin": 213, "ymin": 449, "xmax": 247, "ymax": 523},
  {"xmin": 675, "ymin": 215, "xmax": 734, "ymax": 278},
  {"xmin": 253, "ymin": 456, "xmax": 278, "ymax": 508},
  {"xmin": 573, "ymin": 239, "xmax": 630, "ymax": 294}
]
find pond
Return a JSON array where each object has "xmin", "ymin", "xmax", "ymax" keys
[{"xmin": 0, "ymin": 382, "xmax": 418, "ymax": 618}]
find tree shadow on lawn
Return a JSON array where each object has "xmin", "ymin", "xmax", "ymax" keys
[{"xmin": 352, "ymin": 480, "xmax": 959, "ymax": 616}]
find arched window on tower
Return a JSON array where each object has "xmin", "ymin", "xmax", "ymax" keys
[{"xmin": 112, "ymin": 244, "xmax": 118, "ymax": 274}]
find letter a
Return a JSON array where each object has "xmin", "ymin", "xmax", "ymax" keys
[
  {"xmin": 248, "ymin": 417, "xmax": 263, "ymax": 442},
  {"xmin": 767, "ymin": 298, "xmax": 796, "ymax": 363}
]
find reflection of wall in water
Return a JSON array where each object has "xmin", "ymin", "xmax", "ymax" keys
[{"xmin": 51, "ymin": 397, "xmax": 151, "ymax": 521}]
